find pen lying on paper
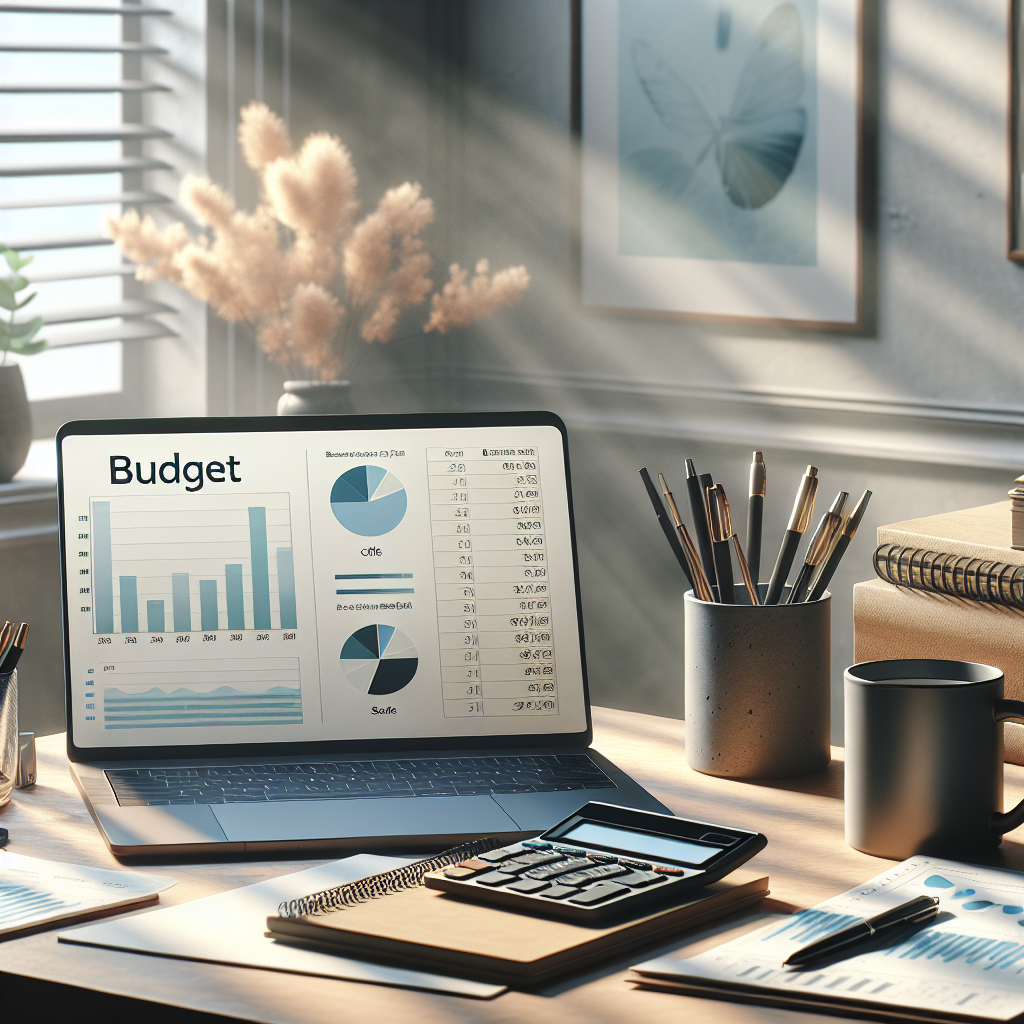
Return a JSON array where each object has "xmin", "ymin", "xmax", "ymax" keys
[{"xmin": 783, "ymin": 895, "xmax": 939, "ymax": 970}]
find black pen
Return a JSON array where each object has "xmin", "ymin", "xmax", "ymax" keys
[
  {"xmin": 787, "ymin": 491, "xmax": 848, "ymax": 604},
  {"xmin": 783, "ymin": 895, "xmax": 939, "ymax": 970},
  {"xmin": 639, "ymin": 468, "xmax": 694, "ymax": 591},
  {"xmin": 807, "ymin": 490, "xmax": 873, "ymax": 602},
  {"xmin": 746, "ymin": 452, "xmax": 765, "ymax": 586},
  {"xmin": 0, "ymin": 623, "xmax": 28, "ymax": 675},
  {"xmin": 685, "ymin": 461, "xmax": 717, "ymax": 585},
  {"xmin": 659, "ymin": 474, "xmax": 716, "ymax": 602},
  {"xmin": 707, "ymin": 485, "xmax": 735, "ymax": 602},
  {"xmin": 765, "ymin": 466, "xmax": 818, "ymax": 605}
]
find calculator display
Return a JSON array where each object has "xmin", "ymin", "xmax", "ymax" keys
[{"xmin": 562, "ymin": 822, "xmax": 722, "ymax": 865}]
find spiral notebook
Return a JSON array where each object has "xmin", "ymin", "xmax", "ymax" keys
[
  {"xmin": 265, "ymin": 846, "xmax": 770, "ymax": 986},
  {"xmin": 873, "ymin": 501, "xmax": 1024, "ymax": 608}
]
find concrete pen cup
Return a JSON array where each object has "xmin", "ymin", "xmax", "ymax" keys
[
  {"xmin": 684, "ymin": 585, "xmax": 831, "ymax": 779},
  {"xmin": 0, "ymin": 669, "xmax": 17, "ymax": 808}
]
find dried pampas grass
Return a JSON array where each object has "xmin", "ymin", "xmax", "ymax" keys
[{"xmin": 106, "ymin": 102, "xmax": 529, "ymax": 381}]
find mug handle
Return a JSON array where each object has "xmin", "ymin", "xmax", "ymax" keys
[{"xmin": 992, "ymin": 699, "xmax": 1024, "ymax": 834}]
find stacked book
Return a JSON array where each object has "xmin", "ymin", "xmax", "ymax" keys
[{"xmin": 854, "ymin": 501, "xmax": 1024, "ymax": 765}]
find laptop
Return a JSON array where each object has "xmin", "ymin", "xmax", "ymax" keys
[{"xmin": 57, "ymin": 411, "xmax": 667, "ymax": 857}]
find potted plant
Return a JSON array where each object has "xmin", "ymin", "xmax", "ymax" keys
[
  {"xmin": 0, "ymin": 246, "xmax": 45, "ymax": 482},
  {"xmin": 107, "ymin": 103, "xmax": 530, "ymax": 414}
]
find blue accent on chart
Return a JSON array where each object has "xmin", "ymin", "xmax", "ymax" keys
[
  {"xmin": 763, "ymin": 909, "xmax": 862, "ymax": 945},
  {"xmin": 330, "ymin": 466, "xmax": 408, "ymax": 536},
  {"xmin": 103, "ymin": 685, "xmax": 303, "ymax": 729},
  {"xmin": 90, "ymin": 495, "xmax": 297, "ymax": 633},
  {"xmin": 888, "ymin": 927, "xmax": 1024, "ymax": 971},
  {"xmin": 339, "ymin": 624, "xmax": 418, "ymax": 695}
]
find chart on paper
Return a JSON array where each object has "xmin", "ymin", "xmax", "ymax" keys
[{"xmin": 87, "ymin": 493, "xmax": 297, "ymax": 634}]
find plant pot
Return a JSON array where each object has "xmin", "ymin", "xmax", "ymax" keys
[
  {"xmin": 276, "ymin": 380, "xmax": 355, "ymax": 415},
  {"xmin": 0, "ymin": 364, "xmax": 31, "ymax": 483}
]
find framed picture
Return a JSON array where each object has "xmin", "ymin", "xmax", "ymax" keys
[
  {"xmin": 1009, "ymin": 0, "xmax": 1024, "ymax": 260},
  {"xmin": 577, "ymin": 0, "xmax": 863, "ymax": 326}
]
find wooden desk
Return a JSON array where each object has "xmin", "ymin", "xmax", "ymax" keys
[{"xmin": 4, "ymin": 707, "xmax": 1024, "ymax": 1023}]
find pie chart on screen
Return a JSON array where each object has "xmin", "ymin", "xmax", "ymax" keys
[
  {"xmin": 330, "ymin": 465, "xmax": 407, "ymax": 536},
  {"xmin": 340, "ymin": 625, "xmax": 418, "ymax": 695}
]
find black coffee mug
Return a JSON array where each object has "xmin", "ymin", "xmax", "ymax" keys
[{"xmin": 845, "ymin": 659, "xmax": 1024, "ymax": 859}]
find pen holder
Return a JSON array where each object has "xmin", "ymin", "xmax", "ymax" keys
[
  {"xmin": 0, "ymin": 669, "xmax": 16, "ymax": 807},
  {"xmin": 684, "ymin": 586, "xmax": 831, "ymax": 779}
]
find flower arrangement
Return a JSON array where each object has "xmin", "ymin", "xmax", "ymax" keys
[{"xmin": 106, "ymin": 103, "xmax": 530, "ymax": 381}]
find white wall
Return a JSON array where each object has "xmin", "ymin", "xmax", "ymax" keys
[{"xmin": 285, "ymin": 0, "xmax": 1024, "ymax": 739}]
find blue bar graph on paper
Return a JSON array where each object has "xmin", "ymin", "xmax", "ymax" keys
[
  {"xmin": 277, "ymin": 548, "xmax": 297, "ymax": 629},
  {"xmin": 199, "ymin": 580, "xmax": 218, "ymax": 631},
  {"xmin": 119, "ymin": 576, "xmax": 138, "ymax": 633},
  {"xmin": 248, "ymin": 507, "xmax": 271, "ymax": 630},
  {"xmin": 225, "ymin": 564, "xmax": 244, "ymax": 629},
  {"xmin": 171, "ymin": 573, "xmax": 191, "ymax": 632},
  {"xmin": 147, "ymin": 600, "xmax": 165, "ymax": 632},
  {"xmin": 93, "ymin": 501, "xmax": 114, "ymax": 633}
]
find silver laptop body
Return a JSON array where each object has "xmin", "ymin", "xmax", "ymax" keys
[{"xmin": 58, "ymin": 412, "xmax": 665, "ymax": 857}]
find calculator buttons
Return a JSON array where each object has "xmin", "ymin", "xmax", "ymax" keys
[
  {"xmin": 478, "ymin": 848, "xmax": 518, "ymax": 863},
  {"xmin": 523, "ymin": 857, "xmax": 592, "ymax": 881},
  {"xmin": 520, "ymin": 840, "xmax": 552, "ymax": 850},
  {"xmin": 540, "ymin": 884, "xmax": 582, "ymax": 900},
  {"xmin": 554, "ymin": 845, "xmax": 586, "ymax": 855},
  {"xmin": 619, "ymin": 859, "xmax": 652, "ymax": 870},
  {"xmin": 557, "ymin": 864, "xmax": 628, "ymax": 886},
  {"xmin": 653, "ymin": 866, "xmax": 686, "ymax": 875},
  {"xmin": 442, "ymin": 866, "xmax": 480, "ymax": 880},
  {"xmin": 617, "ymin": 870, "xmax": 666, "ymax": 888},
  {"xmin": 505, "ymin": 878, "xmax": 551, "ymax": 894},
  {"xmin": 567, "ymin": 882, "xmax": 630, "ymax": 905},
  {"xmin": 475, "ymin": 871, "xmax": 518, "ymax": 886}
]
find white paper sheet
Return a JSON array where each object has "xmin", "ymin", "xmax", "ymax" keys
[
  {"xmin": 59, "ymin": 853, "xmax": 505, "ymax": 999},
  {"xmin": 0, "ymin": 850, "xmax": 176, "ymax": 936},
  {"xmin": 633, "ymin": 856, "xmax": 1024, "ymax": 1021}
]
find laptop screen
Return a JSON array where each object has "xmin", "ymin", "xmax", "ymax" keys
[{"xmin": 58, "ymin": 415, "xmax": 589, "ymax": 754}]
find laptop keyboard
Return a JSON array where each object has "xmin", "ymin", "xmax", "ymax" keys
[{"xmin": 105, "ymin": 753, "xmax": 616, "ymax": 807}]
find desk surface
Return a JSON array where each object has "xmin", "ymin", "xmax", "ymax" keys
[{"xmin": 5, "ymin": 707, "xmax": 1024, "ymax": 1023}]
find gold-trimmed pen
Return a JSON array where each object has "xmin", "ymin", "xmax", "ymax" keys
[
  {"xmin": 764, "ymin": 466, "xmax": 818, "ymax": 604},
  {"xmin": 787, "ymin": 491, "xmax": 848, "ymax": 603},
  {"xmin": 659, "ymin": 474, "xmax": 716, "ymax": 602}
]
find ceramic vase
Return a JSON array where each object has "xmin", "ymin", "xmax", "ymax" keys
[
  {"xmin": 276, "ymin": 380, "xmax": 355, "ymax": 416},
  {"xmin": 0, "ymin": 364, "xmax": 31, "ymax": 483}
]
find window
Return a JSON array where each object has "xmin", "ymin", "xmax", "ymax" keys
[{"xmin": 0, "ymin": 0, "xmax": 204, "ymax": 431}]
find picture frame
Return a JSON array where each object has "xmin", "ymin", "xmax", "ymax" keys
[
  {"xmin": 1009, "ymin": 0, "xmax": 1024, "ymax": 261},
  {"xmin": 575, "ymin": 0, "xmax": 863, "ymax": 327}
]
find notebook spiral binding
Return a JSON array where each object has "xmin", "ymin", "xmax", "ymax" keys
[
  {"xmin": 874, "ymin": 543, "xmax": 1024, "ymax": 609},
  {"xmin": 277, "ymin": 836, "xmax": 503, "ymax": 918}
]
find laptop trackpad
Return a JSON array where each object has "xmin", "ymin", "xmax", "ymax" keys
[{"xmin": 210, "ymin": 796, "xmax": 517, "ymax": 842}]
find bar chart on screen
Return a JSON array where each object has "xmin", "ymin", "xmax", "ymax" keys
[{"xmin": 87, "ymin": 493, "xmax": 298, "ymax": 635}]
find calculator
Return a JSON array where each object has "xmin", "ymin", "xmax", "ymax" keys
[{"xmin": 423, "ymin": 801, "xmax": 767, "ymax": 922}]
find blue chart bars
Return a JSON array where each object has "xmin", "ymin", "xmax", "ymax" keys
[{"xmin": 89, "ymin": 493, "xmax": 297, "ymax": 634}]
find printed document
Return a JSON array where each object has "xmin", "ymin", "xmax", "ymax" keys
[
  {"xmin": 633, "ymin": 856, "xmax": 1024, "ymax": 1020},
  {"xmin": 0, "ymin": 850, "xmax": 175, "ymax": 936}
]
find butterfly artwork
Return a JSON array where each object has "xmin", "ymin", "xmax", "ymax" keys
[{"xmin": 627, "ymin": 4, "xmax": 808, "ymax": 212}]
